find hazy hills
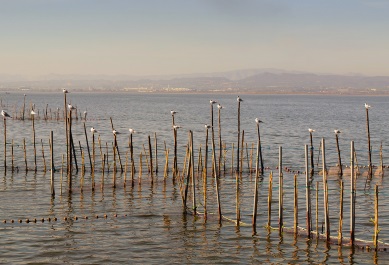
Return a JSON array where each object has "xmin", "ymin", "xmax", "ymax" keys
[{"xmin": 0, "ymin": 69, "xmax": 389, "ymax": 94}]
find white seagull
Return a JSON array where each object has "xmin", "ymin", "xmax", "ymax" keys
[
  {"xmin": 308, "ymin": 128, "xmax": 315, "ymax": 133},
  {"xmin": 365, "ymin": 103, "xmax": 371, "ymax": 109},
  {"xmin": 31, "ymin": 110, "xmax": 37, "ymax": 115},
  {"xmin": 334, "ymin": 129, "xmax": 341, "ymax": 134},
  {"xmin": 217, "ymin": 104, "xmax": 223, "ymax": 109},
  {"xmin": 210, "ymin": 100, "xmax": 217, "ymax": 104},
  {"xmin": 129, "ymin": 128, "xmax": 136, "ymax": 134},
  {"xmin": 91, "ymin": 127, "xmax": 97, "ymax": 134},
  {"xmin": 63, "ymin": 88, "xmax": 69, "ymax": 93},
  {"xmin": 205, "ymin": 124, "xmax": 211, "ymax": 129},
  {"xmin": 1, "ymin": 110, "xmax": 11, "ymax": 118},
  {"xmin": 237, "ymin": 96, "xmax": 243, "ymax": 102},
  {"xmin": 68, "ymin": 104, "xmax": 76, "ymax": 110},
  {"xmin": 113, "ymin": 129, "xmax": 120, "ymax": 135},
  {"xmin": 173, "ymin": 125, "xmax": 181, "ymax": 129},
  {"xmin": 255, "ymin": 118, "xmax": 263, "ymax": 124},
  {"xmin": 171, "ymin": 110, "xmax": 177, "ymax": 115}
]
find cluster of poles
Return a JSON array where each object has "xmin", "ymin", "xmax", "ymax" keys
[{"xmin": 0, "ymin": 92, "xmax": 385, "ymax": 250}]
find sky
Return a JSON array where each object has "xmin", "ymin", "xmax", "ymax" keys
[{"xmin": 0, "ymin": 0, "xmax": 389, "ymax": 77}]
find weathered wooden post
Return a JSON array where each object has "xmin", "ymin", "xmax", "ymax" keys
[
  {"xmin": 267, "ymin": 171, "xmax": 273, "ymax": 228},
  {"xmin": 237, "ymin": 96, "xmax": 242, "ymax": 174},
  {"xmin": 31, "ymin": 109, "xmax": 37, "ymax": 171},
  {"xmin": 365, "ymin": 103, "xmax": 373, "ymax": 178},
  {"xmin": 190, "ymin": 130, "xmax": 196, "ymax": 215},
  {"xmin": 350, "ymin": 141, "xmax": 356, "ymax": 245},
  {"xmin": 278, "ymin": 146, "xmax": 283, "ymax": 234},
  {"xmin": 294, "ymin": 174, "xmax": 298, "ymax": 234},
  {"xmin": 217, "ymin": 103, "xmax": 223, "ymax": 175},
  {"xmin": 374, "ymin": 184, "xmax": 379, "ymax": 249},
  {"xmin": 204, "ymin": 124, "xmax": 210, "ymax": 220},
  {"xmin": 255, "ymin": 118, "xmax": 264, "ymax": 174},
  {"xmin": 50, "ymin": 131, "xmax": 55, "ymax": 196},
  {"xmin": 322, "ymin": 138, "xmax": 330, "ymax": 241},
  {"xmin": 305, "ymin": 145, "xmax": 311, "ymax": 237},
  {"xmin": 334, "ymin": 130, "xmax": 343, "ymax": 176},
  {"xmin": 338, "ymin": 181, "xmax": 344, "ymax": 245}
]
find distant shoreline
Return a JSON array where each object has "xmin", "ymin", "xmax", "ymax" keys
[{"xmin": 2, "ymin": 89, "xmax": 389, "ymax": 97}]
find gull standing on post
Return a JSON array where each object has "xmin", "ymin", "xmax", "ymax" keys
[
  {"xmin": 173, "ymin": 125, "xmax": 181, "ymax": 130},
  {"xmin": 68, "ymin": 104, "xmax": 76, "ymax": 110},
  {"xmin": 113, "ymin": 129, "xmax": 120, "ymax": 135},
  {"xmin": 129, "ymin": 128, "xmax": 136, "ymax": 134},
  {"xmin": 91, "ymin": 127, "xmax": 97, "ymax": 134},
  {"xmin": 210, "ymin": 100, "xmax": 217, "ymax": 104},
  {"xmin": 308, "ymin": 128, "xmax": 315, "ymax": 133},
  {"xmin": 255, "ymin": 118, "xmax": 263, "ymax": 124},
  {"xmin": 63, "ymin": 88, "xmax": 69, "ymax": 93},
  {"xmin": 237, "ymin": 96, "xmax": 243, "ymax": 102},
  {"xmin": 171, "ymin": 110, "xmax": 177, "ymax": 115},
  {"xmin": 334, "ymin": 129, "xmax": 341, "ymax": 134},
  {"xmin": 365, "ymin": 103, "xmax": 371, "ymax": 109},
  {"xmin": 1, "ymin": 110, "xmax": 11, "ymax": 118}
]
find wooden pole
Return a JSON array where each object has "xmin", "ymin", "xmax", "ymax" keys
[
  {"xmin": 335, "ymin": 133, "xmax": 343, "ymax": 176},
  {"xmin": 310, "ymin": 131, "xmax": 314, "ymax": 175},
  {"xmin": 83, "ymin": 122, "xmax": 92, "ymax": 171},
  {"xmin": 237, "ymin": 98, "xmax": 241, "ymax": 174},
  {"xmin": 316, "ymin": 181, "xmax": 319, "ymax": 236},
  {"xmin": 338, "ymin": 181, "xmax": 344, "ymax": 245},
  {"xmin": 218, "ymin": 104, "xmax": 222, "ymax": 175},
  {"xmin": 32, "ymin": 113, "xmax": 37, "ymax": 171},
  {"xmin": 148, "ymin": 135, "xmax": 153, "ymax": 177},
  {"xmin": 64, "ymin": 92, "xmax": 68, "ymax": 175},
  {"xmin": 190, "ymin": 130, "xmax": 196, "ymax": 215},
  {"xmin": 155, "ymin": 132, "xmax": 158, "ymax": 174},
  {"xmin": 41, "ymin": 139, "xmax": 46, "ymax": 172},
  {"xmin": 11, "ymin": 139, "xmax": 14, "ymax": 172},
  {"xmin": 350, "ymin": 141, "xmax": 356, "ymax": 245},
  {"xmin": 110, "ymin": 117, "xmax": 123, "ymax": 172},
  {"xmin": 322, "ymin": 138, "xmax": 330, "ymax": 241},
  {"xmin": 257, "ymin": 121, "xmax": 264, "ymax": 174},
  {"xmin": 374, "ymin": 184, "xmax": 379, "ymax": 249},
  {"xmin": 50, "ymin": 131, "xmax": 55, "ymax": 196},
  {"xmin": 68, "ymin": 113, "xmax": 72, "ymax": 193},
  {"xmin": 2, "ymin": 116, "xmax": 6, "ymax": 172},
  {"xmin": 92, "ymin": 133, "xmax": 95, "ymax": 191},
  {"xmin": 305, "ymin": 145, "xmax": 311, "ymax": 237},
  {"xmin": 294, "ymin": 174, "xmax": 298, "ymax": 234},
  {"xmin": 278, "ymin": 146, "xmax": 283, "ymax": 234},
  {"xmin": 252, "ymin": 133, "xmax": 260, "ymax": 234},
  {"xmin": 366, "ymin": 107, "xmax": 373, "ymax": 178},
  {"xmin": 240, "ymin": 130, "xmax": 244, "ymax": 174},
  {"xmin": 380, "ymin": 141, "xmax": 384, "ymax": 177},
  {"xmin": 204, "ymin": 126, "xmax": 209, "ymax": 220},
  {"xmin": 22, "ymin": 94, "xmax": 26, "ymax": 121},
  {"xmin": 267, "ymin": 171, "xmax": 273, "ymax": 228},
  {"xmin": 23, "ymin": 138, "xmax": 28, "ymax": 172},
  {"xmin": 211, "ymin": 122, "xmax": 222, "ymax": 225}
]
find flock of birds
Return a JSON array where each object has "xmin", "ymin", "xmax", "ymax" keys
[{"xmin": 0, "ymin": 91, "xmax": 373, "ymax": 141}]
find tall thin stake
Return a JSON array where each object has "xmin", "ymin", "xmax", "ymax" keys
[
  {"xmin": 366, "ymin": 106, "xmax": 373, "ymax": 178},
  {"xmin": 350, "ymin": 141, "xmax": 356, "ymax": 245},
  {"xmin": 305, "ymin": 145, "xmax": 311, "ymax": 237},
  {"xmin": 278, "ymin": 146, "xmax": 283, "ymax": 234},
  {"xmin": 322, "ymin": 138, "xmax": 330, "ymax": 241},
  {"xmin": 50, "ymin": 131, "xmax": 55, "ymax": 196}
]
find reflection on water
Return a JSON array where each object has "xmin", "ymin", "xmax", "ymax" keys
[{"xmin": 1, "ymin": 93, "xmax": 389, "ymax": 263}]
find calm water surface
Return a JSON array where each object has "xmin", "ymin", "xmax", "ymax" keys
[{"xmin": 1, "ymin": 92, "xmax": 389, "ymax": 264}]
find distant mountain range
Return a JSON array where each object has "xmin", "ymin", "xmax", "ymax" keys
[{"xmin": 1, "ymin": 69, "xmax": 389, "ymax": 94}]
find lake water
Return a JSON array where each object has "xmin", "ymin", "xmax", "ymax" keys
[{"xmin": 1, "ymin": 92, "xmax": 389, "ymax": 264}]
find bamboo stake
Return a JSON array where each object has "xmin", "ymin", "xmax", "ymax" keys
[
  {"xmin": 190, "ymin": 130, "xmax": 196, "ymax": 215},
  {"xmin": 294, "ymin": 174, "xmax": 298, "ymax": 234},
  {"xmin": 218, "ymin": 103, "xmax": 222, "ymax": 175},
  {"xmin": 316, "ymin": 181, "xmax": 319, "ymax": 236},
  {"xmin": 237, "ymin": 97, "xmax": 241, "ymax": 174},
  {"xmin": 61, "ymin": 154, "xmax": 64, "ymax": 195},
  {"xmin": 366, "ymin": 106, "xmax": 373, "ymax": 178},
  {"xmin": 252, "ymin": 132, "xmax": 260, "ymax": 234},
  {"xmin": 278, "ymin": 146, "xmax": 283, "ymax": 234},
  {"xmin": 380, "ymin": 141, "xmax": 384, "ymax": 177},
  {"xmin": 23, "ymin": 138, "xmax": 27, "ymax": 172},
  {"xmin": 322, "ymin": 138, "xmax": 330, "ymax": 241},
  {"xmin": 267, "ymin": 171, "xmax": 273, "ymax": 228},
  {"xmin": 22, "ymin": 94, "xmax": 26, "ymax": 121},
  {"xmin": 335, "ymin": 132, "xmax": 343, "ymax": 176},
  {"xmin": 338, "ymin": 181, "xmax": 344, "ymax": 245},
  {"xmin": 113, "ymin": 145, "xmax": 116, "ymax": 188},
  {"xmin": 240, "ymin": 130, "xmax": 244, "ymax": 174},
  {"xmin": 92, "ymin": 132, "xmax": 95, "ymax": 191},
  {"xmin": 11, "ymin": 139, "xmax": 14, "ymax": 172},
  {"xmin": 101, "ymin": 154, "xmax": 105, "ymax": 191},
  {"xmin": 32, "ymin": 112, "xmax": 37, "ymax": 171},
  {"xmin": 305, "ymin": 145, "xmax": 311, "ymax": 237},
  {"xmin": 2, "ymin": 111, "xmax": 7, "ymax": 172},
  {"xmin": 50, "ymin": 131, "xmax": 55, "ymax": 196},
  {"xmin": 310, "ymin": 130, "xmax": 314, "ymax": 175},
  {"xmin": 374, "ymin": 184, "xmax": 379, "ymax": 249},
  {"xmin": 83, "ymin": 122, "xmax": 92, "ymax": 171},
  {"xmin": 68, "ymin": 113, "xmax": 73, "ymax": 192},
  {"xmin": 148, "ymin": 135, "xmax": 153, "ymax": 178},
  {"xmin": 155, "ymin": 132, "xmax": 158, "ymax": 174},
  {"xmin": 41, "ymin": 139, "xmax": 46, "ymax": 172},
  {"xmin": 81, "ymin": 150, "xmax": 85, "ymax": 192},
  {"xmin": 231, "ymin": 143, "xmax": 234, "ymax": 176},
  {"xmin": 139, "ymin": 152, "xmax": 143, "ymax": 180},
  {"xmin": 124, "ymin": 151, "xmax": 129, "ymax": 187},
  {"xmin": 350, "ymin": 141, "xmax": 356, "ymax": 245}
]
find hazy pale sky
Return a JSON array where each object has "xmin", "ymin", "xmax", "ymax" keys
[{"xmin": 1, "ymin": 0, "xmax": 389, "ymax": 77}]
